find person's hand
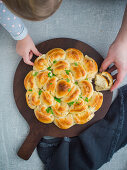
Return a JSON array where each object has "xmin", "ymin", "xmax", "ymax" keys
[
  {"xmin": 16, "ymin": 34, "xmax": 41, "ymax": 66},
  {"xmin": 100, "ymin": 38, "xmax": 127, "ymax": 91}
]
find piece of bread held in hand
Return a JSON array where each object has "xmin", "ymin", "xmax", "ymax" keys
[{"xmin": 95, "ymin": 72, "xmax": 113, "ymax": 91}]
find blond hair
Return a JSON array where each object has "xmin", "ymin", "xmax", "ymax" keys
[{"xmin": 2, "ymin": 0, "xmax": 62, "ymax": 21}]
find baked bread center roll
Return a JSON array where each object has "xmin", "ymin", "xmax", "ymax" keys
[{"xmin": 24, "ymin": 48, "xmax": 112, "ymax": 129}]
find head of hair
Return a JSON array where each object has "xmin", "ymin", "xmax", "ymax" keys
[{"xmin": 2, "ymin": 0, "xmax": 62, "ymax": 21}]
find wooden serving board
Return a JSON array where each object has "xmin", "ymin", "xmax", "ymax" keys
[{"xmin": 13, "ymin": 38, "xmax": 113, "ymax": 160}]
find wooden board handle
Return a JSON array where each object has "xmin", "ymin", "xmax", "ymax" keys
[{"xmin": 17, "ymin": 130, "xmax": 42, "ymax": 160}]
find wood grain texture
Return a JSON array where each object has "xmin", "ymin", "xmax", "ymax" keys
[{"xmin": 13, "ymin": 38, "xmax": 113, "ymax": 160}]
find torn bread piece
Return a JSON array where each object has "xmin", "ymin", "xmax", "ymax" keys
[{"xmin": 95, "ymin": 72, "xmax": 113, "ymax": 91}]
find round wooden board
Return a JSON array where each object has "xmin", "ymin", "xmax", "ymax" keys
[{"xmin": 13, "ymin": 38, "xmax": 113, "ymax": 160}]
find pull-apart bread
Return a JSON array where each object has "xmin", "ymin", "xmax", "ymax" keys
[
  {"xmin": 24, "ymin": 48, "xmax": 113, "ymax": 129},
  {"xmin": 95, "ymin": 72, "xmax": 113, "ymax": 91}
]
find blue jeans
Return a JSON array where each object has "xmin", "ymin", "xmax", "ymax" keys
[{"xmin": 37, "ymin": 85, "xmax": 127, "ymax": 170}]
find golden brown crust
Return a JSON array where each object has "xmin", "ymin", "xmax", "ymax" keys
[
  {"xmin": 83, "ymin": 55, "xmax": 98, "ymax": 80},
  {"xmin": 52, "ymin": 102, "xmax": 69, "ymax": 117},
  {"xmin": 73, "ymin": 111, "xmax": 94, "ymax": 124},
  {"xmin": 88, "ymin": 91, "xmax": 103, "ymax": 112},
  {"xmin": 33, "ymin": 54, "xmax": 49, "ymax": 71},
  {"xmin": 69, "ymin": 99, "xmax": 88, "ymax": 113},
  {"xmin": 46, "ymin": 48, "xmax": 66, "ymax": 64},
  {"xmin": 52, "ymin": 60, "xmax": 70, "ymax": 75},
  {"xmin": 24, "ymin": 71, "xmax": 37, "ymax": 90},
  {"xmin": 78, "ymin": 80, "xmax": 93, "ymax": 99},
  {"xmin": 26, "ymin": 91, "xmax": 41, "ymax": 109},
  {"xmin": 57, "ymin": 72, "xmax": 74, "ymax": 83},
  {"xmin": 62, "ymin": 85, "xmax": 81, "ymax": 103},
  {"xmin": 56, "ymin": 80, "xmax": 72, "ymax": 98},
  {"xmin": 44, "ymin": 77, "xmax": 58, "ymax": 96},
  {"xmin": 54, "ymin": 114, "xmax": 74, "ymax": 129},
  {"xmin": 70, "ymin": 63, "xmax": 87, "ymax": 80},
  {"xmin": 36, "ymin": 71, "xmax": 50, "ymax": 89},
  {"xmin": 40, "ymin": 91, "xmax": 54, "ymax": 106},
  {"xmin": 66, "ymin": 48, "xmax": 84, "ymax": 63},
  {"xmin": 101, "ymin": 72, "xmax": 113, "ymax": 88},
  {"xmin": 34, "ymin": 105, "xmax": 54, "ymax": 123}
]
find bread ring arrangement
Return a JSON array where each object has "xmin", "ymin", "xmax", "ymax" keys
[{"xmin": 24, "ymin": 48, "xmax": 113, "ymax": 129}]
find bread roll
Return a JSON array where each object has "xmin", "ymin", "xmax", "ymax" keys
[
  {"xmin": 52, "ymin": 102, "xmax": 69, "ymax": 117},
  {"xmin": 46, "ymin": 48, "xmax": 66, "ymax": 64},
  {"xmin": 70, "ymin": 63, "xmax": 87, "ymax": 80},
  {"xmin": 43, "ymin": 76, "xmax": 58, "ymax": 96},
  {"xmin": 73, "ymin": 111, "xmax": 94, "ymax": 124},
  {"xmin": 54, "ymin": 114, "xmax": 74, "ymax": 129},
  {"xmin": 87, "ymin": 91, "xmax": 103, "ymax": 112},
  {"xmin": 62, "ymin": 85, "xmax": 81, "ymax": 103},
  {"xmin": 26, "ymin": 91, "xmax": 41, "ymax": 109},
  {"xmin": 51, "ymin": 60, "xmax": 70, "ymax": 75},
  {"xmin": 40, "ymin": 90, "xmax": 54, "ymax": 106},
  {"xmin": 24, "ymin": 71, "xmax": 37, "ymax": 90},
  {"xmin": 36, "ymin": 71, "xmax": 50, "ymax": 89},
  {"xmin": 69, "ymin": 99, "xmax": 88, "ymax": 113},
  {"xmin": 66, "ymin": 48, "xmax": 84, "ymax": 63},
  {"xmin": 78, "ymin": 80, "xmax": 93, "ymax": 99},
  {"xmin": 95, "ymin": 72, "xmax": 113, "ymax": 91},
  {"xmin": 83, "ymin": 55, "xmax": 98, "ymax": 80},
  {"xmin": 34, "ymin": 105, "xmax": 54, "ymax": 123},
  {"xmin": 33, "ymin": 54, "xmax": 49, "ymax": 71},
  {"xmin": 55, "ymin": 79, "xmax": 72, "ymax": 98}
]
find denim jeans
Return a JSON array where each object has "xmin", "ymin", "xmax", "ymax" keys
[{"xmin": 37, "ymin": 85, "xmax": 127, "ymax": 170}]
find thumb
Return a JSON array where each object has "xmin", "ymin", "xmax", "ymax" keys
[
  {"xmin": 32, "ymin": 46, "xmax": 42, "ymax": 56},
  {"xmin": 100, "ymin": 54, "xmax": 113, "ymax": 72}
]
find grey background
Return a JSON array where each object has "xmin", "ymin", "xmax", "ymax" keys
[{"xmin": 0, "ymin": 0, "xmax": 127, "ymax": 170}]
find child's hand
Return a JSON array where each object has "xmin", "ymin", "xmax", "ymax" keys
[
  {"xmin": 100, "ymin": 38, "xmax": 127, "ymax": 91},
  {"xmin": 16, "ymin": 34, "xmax": 41, "ymax": 66}
]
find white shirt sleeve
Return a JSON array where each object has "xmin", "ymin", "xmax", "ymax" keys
[{"xmin": 0, "ymin": 1, "xmax": 28, "ymax": 40}]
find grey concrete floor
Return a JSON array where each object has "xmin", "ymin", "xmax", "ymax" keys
[{"xmin": 0, "ymin": 0, "xmax": 127, "ymax": 170}]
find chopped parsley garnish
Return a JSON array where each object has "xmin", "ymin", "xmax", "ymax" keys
[
  {"xmin": 28, "ymin": 89, "xmax": 32, "ymax": 91},
  {"xmin": 47, "ymin": 66, "xmax": 52, "ymax": 71},
  {"xmin": 88, "ymin": 106, "xmax": 91, "ymax": 108},
  {"xmin": 66, "ymin": 78, "xmax": 70, "ymax": 82},
  {"xmin": 75, "ymin": 81, "xmax": 78, "ymax": 85},
  {"xmin": 53, "ymin": 60, "xmax": 57, "ymax": 64},
  {"xmin": 76, "ymin": 102, "xmax": 79, "ymax": 104},
  {"xmin": 74, "ymin": 62, "xmax": 78, "ymax": 66},
  {"xmin": 50, "ymin": 83, "xmax": 52, "ymax": 85},
  {"xmin": 48, "ymin": 72, "xmax": 52, "ymax": 78},
  {"xmin": 38, "ymin": 89, "xmax": 42, "ymax": 95},
  {"xmin": 68, "ymin": 101, "xmax": 74, "ymax": 106},
  {"xmin": 48, "ymin": 72, "xmax": 55, "ymax": 78},
  {"xmin": 68, "ymin": 88, "xmax": 71, "ymax": 92},
  {"xmin": 65, "ymin": 69, "xmax": 71, "ymax": 75},
  {"xmin": 86, "ymin": 78, "xmax": 88, "ymax": 80},
  {"xmin": 46, "ymin": 107, "xmax": 54, "ymax": 114},
  {"xmin": 85, "ymin": 97, "xmax": 89, "ymax": 102},
  {"xmin": 79, "ymin": 95, "xmax": 82, "ymax": 98},
  {"xmin": 33, "ymin": 72, "xmax": 38, "ymax": 76},
  {"xmin": 54, "ymin": 97, "xmax": 61, "ymax": 103}
]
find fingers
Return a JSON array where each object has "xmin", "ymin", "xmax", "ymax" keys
[
  {"xmin": 110, "ymin": 70, "xmax": 126, "ymax": 91},
  {"xmin": 29, "ymin": 51, "xmax": 33, "ymax": 60},
  {"xmin": 23, "ymin": 55, "xmax": 34, "ymax": 66},
  {"xmin": 32, "ymin": 46, "xmax": 42, "ymax": 56},
  {"xmin": 100, "ymin": 55, "xmax": 113, "ymax": 72}
]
